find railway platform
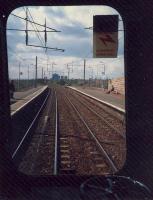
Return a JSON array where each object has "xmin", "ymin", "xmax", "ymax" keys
[
  {"xmin": 68, "ymin": 86, "xmax": 125, "ymax": 111},
  {"xmin": 11, "ymin": 85, "xmax": 48, "ymax": 115},
  {"xmin": 14, "ymin": 86, "xmax": 44, "ymax": 100}
]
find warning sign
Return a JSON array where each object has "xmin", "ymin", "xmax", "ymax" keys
[{"xmin": 93, "ymin": 15, "xmax": 118, "ymax": 58}]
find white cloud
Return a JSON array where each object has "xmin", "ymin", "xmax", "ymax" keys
[
  {"xmin": 62, "ymin": 6, "xmax": 119, "ymax": 27},
  {"xmin": 7, "ymin": 6, "xmax": 124, "ymax": 79}
]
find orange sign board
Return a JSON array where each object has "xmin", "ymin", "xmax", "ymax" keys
[
  {"xmin": 93, "ymin": 32, "xmax": 118, "ymax": 58},
  {"xmin": 93, "ymin": 15, "xmax": 118, "ymax": 58}
]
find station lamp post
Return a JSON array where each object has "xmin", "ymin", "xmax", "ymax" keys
[
  {"xmin": 29, "ymin": 57, "xmax": 38, "ymax": 88},
  {"xmin": 35, "ymin": 56, "xmax": 37, "ymax": 88},
  {"xmin": 18, "ymin": 62, "xmax": 24, "ymax": 91},
  {"xmin": 18, "ymin": 62, "xmax": 21, "ymax": 90},
  {"xmin": 100, "ymin": 61, "xmax": 105, "ymax": 89},
  {"xmin": 19, "ymin": 58, "xmax": 31, "ymax": 89},
  {"xmin": 51, "ymin": 62, "xmax": 57, "ymax": 79},
  {"xmin": 88, "ymin": 66, "xmax": 93, "ymax": 87},
  {"xmin": 27, "ymin": 65, "xmax": 29, "ymax": 88},
  {"xmin": 30, "ymin": 63, "xmax": 35, "ymax": 88}
]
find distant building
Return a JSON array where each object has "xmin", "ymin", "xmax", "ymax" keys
[{"xmin": 52, "ymin": 73, "xmax": 60, "ymax": 81}]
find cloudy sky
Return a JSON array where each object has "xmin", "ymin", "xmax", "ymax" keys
[{"xmin": 7, "ymin": 6, "xmax": 124, "ymax": 80}]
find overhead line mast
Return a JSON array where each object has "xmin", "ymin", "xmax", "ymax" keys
[
  {"xmin": 25, "ymin": 7, "xmax": 28, "ymax": 45},
  {"xmin": 45, "ymin": 18, "xmax": 47, "ymax": 49},
  {"xmin": 26, "ymin": 7, "xmax": 45, "ymax": 48},
  {"xmin": 10, "ymin": 9, "xmax": 65, "ymax": 52}
]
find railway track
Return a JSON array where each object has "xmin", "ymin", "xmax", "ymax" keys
[
  {"xmin": 56, "ymin": 87, "xmax": 125, "ymax": 174},
  {"xmin": 57, "ymin": 89, "xmax": 112, "ymax": 174},
  {"xmin": 12, "ymin": 86, "xmax": 125, "ymax": 176},
  {"xmin": 11, "ymin": 89, "xmax": 50, "ymax": 165},
  {"xmin": 17, "ymin": 88, "xmax": 58, "ymax": 175},
  {"xmin": 67, "ymin": 88, "xmax": 125, "ymax": 136},
  {"xmin": 64, "ymin": 88, "xmax": 126, "ymax": 170}
]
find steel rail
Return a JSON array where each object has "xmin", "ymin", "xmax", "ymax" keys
[
  {"xmin": 28, "ymin": 89, "xmax": 54, "ymax": 173},
  {"xmin": 68, "ymin": 86, "xmax": 125, "ymax": 114},
  {"xmin": 70, "ymin": 93, "xmax": 125, "ymax": 139},
  {"xmin": 65, "ymin": 94, "xmax": 118, "ymax": 173},
  {"xmin": 54, "ymin": 91, "xmax": 58, "ymax": 175},
  {"xmin": 12, "ymin": 90, "xmax": 50, "ymax": 159}
]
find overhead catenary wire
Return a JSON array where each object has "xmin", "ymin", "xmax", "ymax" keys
[
  {"xmin": 27, "ymin": 7, "xmax": 64, "ymax": 51},
  {"xmin": 85, "ymin": 27, "xmax": 124, "ymax": 31},
  {"xmin": 8, "ymin": 9, "xmax": 124, "ymax": 79},
  {"xmin": 85, "ymin": 18, "xmax": 124, "ymax": 31},
  {"xmin": 7, "ymin": 28, "xmax": 57, "ymax": 32},
  {"xmin": 23, "ymin": 7, "xmax": 45, "ymax": 48},
  {"xmin": 27, "ymin": 8, "xmax": 46, "ymax": 47},
  {"xmin": 11, "ymin": 13, "xmax": 60, "ymax": 32},
  {"xmin": 9, "ymin": 8, "xmax": 65, "ymax": 52}
]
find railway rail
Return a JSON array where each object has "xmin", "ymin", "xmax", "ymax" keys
[
  {"xmin": 58, "ymin": 87, "xmax": 125, "ymax": 174},
  {"xmin": 18, "ymin": 88, "xmax": 59, "ymax": 175},
  {"xmin": 11, "ymin": 86, "xmax": 125, "ymax": 176},
  {"xmin": 64, "ymin": 88, "xmax": 125, "ymax": 170},
  {"xmin": 67, "ymin": 88, "xmax": 125, "ymax": 138},
  {"xmin": 11, "ymin": 88, "xmax": 50, "ymax": 166},
  {"xmin": 66, "ymin": 94, "xmax": 118, "ymax": 173},
  {"xmin": 68, "ymin": 86, "xmax": 125, "ymax": 113}
]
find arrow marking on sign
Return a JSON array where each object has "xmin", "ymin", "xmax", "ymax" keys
[{"xmin": 99, "ymin": 34, "xmax": 115, "ymax": 46}]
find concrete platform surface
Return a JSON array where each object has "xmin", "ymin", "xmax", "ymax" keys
[
  {"xmin": 71, "ymin": 86, "xmax": 125, "ymax": 110},
  {"xmin": 14, "ymin": 86, "xmax": 43, "ymax": 100},
  {"xmin": 11, "ymin": 86, "xmax": 48, "ymax": 115}
]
